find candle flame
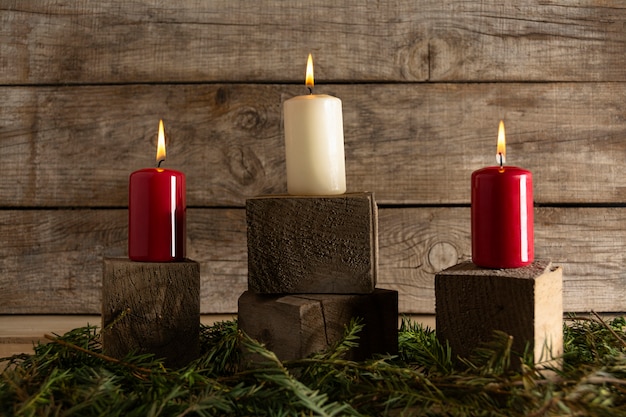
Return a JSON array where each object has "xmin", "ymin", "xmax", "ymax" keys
[
  {"xmin": 305, "ymin": 53, "xmax": 314, "ymax": 89},
  {"xmin": 156, "ymin": 119, "xmax": 166, "ymax": 165},
  {"xmin": 496, "ymin": 120, "xmax": 506, "ymax": 166}
]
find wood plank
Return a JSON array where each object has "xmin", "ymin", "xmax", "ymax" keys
[
  {"xmin": 9, "ymin": 313, "xmax": 621, "ymax": 358},
  {"xmin": 1, "ymin": 83, "xmax": 625, "ymax": 207},
  {"xmin": 428, "ymin": 1, "xmax": 626, "ymax": 82},
  {"xmin": 0, "ymin": 207, "xmax": 624, "ymax": 314},
  {"xmin": 2, "ymin": 1, "xmax": 625, "ymax": 84},
  {"xmin": 0, "ymin": 314, "xmax": 435, "ymax": 358},
  {"xmin": 1, "ymin": 1, "xmax": 429, "ymax": 84},
  {"xmin": 379, "ymin": 206, "xmax": 626, "ymax": 313},
  {"xmin": 0, "ymin": 315, "xmax": 236, "ymax": 358},
  {"xmin": 0, "ymin": 208, "xmax": 248, "ymax": 315}
]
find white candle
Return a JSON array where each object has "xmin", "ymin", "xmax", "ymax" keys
[{"xmin": 284, "ymin": 54, "xmax": 346, "ymax": 195}]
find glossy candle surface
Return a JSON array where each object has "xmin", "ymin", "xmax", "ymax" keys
[
  {"xmin": 471, "ymin": 166, "xmax": 534, "ymax": 268},
  {"xmin": 129, "ymin": 168, "xmax": 186, "ymax": 261}
]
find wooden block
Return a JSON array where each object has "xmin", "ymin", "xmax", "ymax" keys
[
  {"xmin": 435, "ymin": 260, "xmax": 563, "ymax": 368},
  {"xmin": 246, "ymin": 192, "xmax": 378, "ymax": 294},
  {"xmin": 102, "ymin": 258, "xmax": 200, "ymax": 368},
  {"xmin": 238, "ymin": 289, "xmax": 398, "ymax": 361}
]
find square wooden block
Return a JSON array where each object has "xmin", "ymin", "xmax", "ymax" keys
[
  {"xmin": 102, "ymin": 258, "xmax": 200, "ymax": 368},
  {"xmin": 246, "ymin": 192, "xmax": 378, "ymax": 294},
  {"xmin": 435, "ymin": 260, "xmax": 563, "ymax": 368},
  {"xmin": 238, "ymin": 289, "xmax": 398, "ymax": 361}
]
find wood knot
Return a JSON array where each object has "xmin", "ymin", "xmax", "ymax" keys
[
  {"xmin": 427, "ymin": 241, "xmax": 459, "ymax": 273},
  {"xmin": 215, "ymin": 87, "xmax": 230, "ymax": 106},
  {"xmin": 396, "ymin": 37, "xmax": 429, "ymax": 81},
  {"xmin": 225, "ymin": 145, "xmax": 264, "ymax": 186},
  {"xmin": 235, "ymin": 107, "xmax": 267, "ymax": 131}
]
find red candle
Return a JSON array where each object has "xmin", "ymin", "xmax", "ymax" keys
[
  {"xmin": 129, "ymin": 120, "xmax": 186, "ymax": 262},
  {"xmin": 471, "ymin": 121, "xmax": 533, "ymax": 268}
]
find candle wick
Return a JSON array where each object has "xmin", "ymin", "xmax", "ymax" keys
[
  {"xmin": 498, "ymin": 153, "xmax": 503, "ymax": 168},
  {"xmin": 157, "ymin": 159, "xmax": 165, "ymax": 168},
  {"xmin": 307, "ymin": 86, "xmax": 313, "ymax": 95}
]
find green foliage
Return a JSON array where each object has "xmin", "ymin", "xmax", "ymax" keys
[{"xmin": 2, "ymin": 315, "xmax": 626, "ymax": 416}]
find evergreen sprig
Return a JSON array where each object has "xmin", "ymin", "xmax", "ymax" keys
[{"xmin": 2, "ymin": 314, "xmax": 626, "ymax": 416}]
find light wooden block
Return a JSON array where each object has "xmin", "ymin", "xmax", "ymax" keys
[
  {"xmin": 435, "ymin": 260, "xmax": 563, "ymax": 368},
  {"xmin": 238, "ymin": 289, "xmax": 398, "ymax": 361},
  {"xmin": 102, "ymin": 258, "xmax": 200, "ymax": 368},
  {"xmin": 246, "ymin": 192, "xmax": 378, "ymax": 294}
]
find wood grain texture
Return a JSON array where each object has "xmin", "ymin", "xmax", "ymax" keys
[
  {"xmin": 2, "ymin": 2, "xmax": 624, "ymax": 326},
  {"xmin": 0, "ymin": 208, "xmax": 248, "ymax": 315},
  {"xmin": 0, "ymin": 207, "xmax": 624, "ymax": 314},
  {"xmin": 238, "ymin": 289, "xmax": 398, "ymax": 361},
  {"xmin": 378, "ymin": 206, "xmax": 626, "ymax": 313},
  {"xmin": 2, "ymin": 1, "xmax": 625, "ymax": 84},
  {"xmin": 427, "ymin": 2, "xmax": 626, "ymax": 82},
  {"xmin": 102, "ymin": 258, "xmax": 200, "ymax": 368},
  {"xmin": 435, "ymin": 260, "xmax": 563, "ymax": 366},
  {"xmin": 246, "ymin": 193, "xmax": 377, "ymax": 294},
  {"xmin": 1, "ymin": 83, "xmax": 624, "ymax": 207},
  {"xmin": 0, "ymin": 314, "xmax": 237, "ymax": 358}
]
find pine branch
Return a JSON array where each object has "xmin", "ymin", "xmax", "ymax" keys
[
  {"xmin": 3, "ymin": 316, "xmax": 626, "ymax": 416},
  {"xmin": 591, "ymin": 310, "xmax": 626, "ymax": 349},
  {"xmin": 43, "ymin": 334, "xmax": 152, "ymax": 377}
]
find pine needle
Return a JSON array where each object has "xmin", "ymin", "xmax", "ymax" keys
[
  {"xmin": 43, "ymin": 333, "xmax": 152, "ymax": 377},
  {"xmin": 2, "ymin": 315, "xmax": 626, "ymax": 416}
]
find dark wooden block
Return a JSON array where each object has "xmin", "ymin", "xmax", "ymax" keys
[
  {"xmin": 435, "ymin": 260, "xmax": 563, "ymax": 368},
  {"xmin": 246, "ymin": 192, "xmax": 378, "ymax": 294},
  {"xmin": 238, "ymin": 288, "xmax": 398, "ymax": 361},
  {"xmin": 102, "ymin": 258, "xmax": 200, "ymax": 368}
]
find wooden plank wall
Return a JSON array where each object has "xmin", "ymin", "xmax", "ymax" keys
[{"xmin": 1, "ymin": 1, "xmax": 625, "ymax": 316}]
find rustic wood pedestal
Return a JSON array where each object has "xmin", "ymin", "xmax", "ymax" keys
[
  {"xmin": 238, "ymin": 289, "xmax": 398, "ymax": 361},
  {"xmin": 241, "ymin": 192, "xmax": 397, "ymax": 361},
  {"xmin": 246, "ymin": 192, "xmax": 377, "ymax": 294},
  {"xmin": 435, "ymin": 260, "xmax": 563, "ymax": 368},
  {"xmin": 102, "ymin": 258, "xmax": 200, "ymax": 368}
]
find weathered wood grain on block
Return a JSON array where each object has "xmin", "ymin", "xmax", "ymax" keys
[
  {"xmin": 246, "ymin": 192, "xmax": 378, "ymax": 294},
  {"xmin": 102, "ymin": 258, "xmax": 200, "ymax": 368},
  {"xmin": 238, "ymin": 289, "xmax": 398, "ymax": 361},
  {"xmin": 435, "ymin": 260, "xmax": 563, "ymax": 368}
]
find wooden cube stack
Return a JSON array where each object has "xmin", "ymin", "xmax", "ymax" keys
[{"xmin": 239, "ymin": 192, "xmax": 398, "ymax": 361}]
